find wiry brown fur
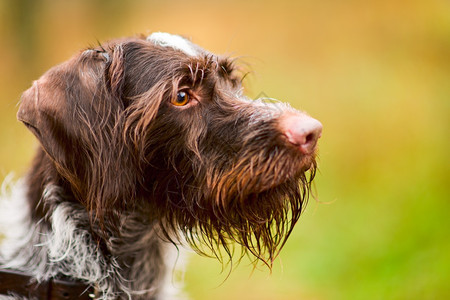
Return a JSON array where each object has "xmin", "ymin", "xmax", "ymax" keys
[{"xmin": 4, "ymin": 34, "xmax": 319, "ymax": 298}]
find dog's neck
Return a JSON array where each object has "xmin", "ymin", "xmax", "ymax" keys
[
  {"xmin": 26, "ymin": 148, "xmax": 75, "ymax": 225},
  {"xmin": 3, "ymin": 148, "xmax": 179, "ymax": 299}
]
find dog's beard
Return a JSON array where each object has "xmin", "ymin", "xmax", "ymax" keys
[{"xmin": 152, "ymin": 153, "xmax": 317, "ymax": 268}]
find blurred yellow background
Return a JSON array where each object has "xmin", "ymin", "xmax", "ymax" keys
[{"xmin": 0, "ymin": 0, "xmax": 449, "ymax": 299}]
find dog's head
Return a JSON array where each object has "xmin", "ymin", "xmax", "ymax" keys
[{"xmin": 18, "ymin": 33, "xmax": 322, "ymax": 266}]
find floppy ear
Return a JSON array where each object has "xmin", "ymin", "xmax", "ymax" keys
[
  {"xmin": 17, "ymin": 63, "xmax": 104, "ymax": 201},
  {"xmin": 17, "ymin": 52, "xmax": 138, "ymax": 229}
]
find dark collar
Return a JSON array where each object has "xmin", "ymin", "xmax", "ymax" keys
[{"xmin": 0, "ymin": 268, "xmax": 96, "ymax": 299}]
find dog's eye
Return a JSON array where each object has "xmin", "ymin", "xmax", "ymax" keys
[{"xmin": 172, "ymin": 91, "xmax": 190, "ymax": 106}]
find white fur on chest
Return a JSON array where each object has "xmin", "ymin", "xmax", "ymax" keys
[
  {"xmin": 0, "ymin": 179, "xmax": 187, "ymax": 300},
  {"xmin": 0, "ymin": 177, "xmax": 31, "ymax": 261}
]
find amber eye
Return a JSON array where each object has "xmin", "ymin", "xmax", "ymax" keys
[{"xmin": 171, "ymin": 91, "xmax": 190, "ymax": 106}]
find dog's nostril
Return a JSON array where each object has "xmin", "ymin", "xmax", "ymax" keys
[{"xmin": 305, "ymin": 132, "xmax": 315, "ymax": 144}]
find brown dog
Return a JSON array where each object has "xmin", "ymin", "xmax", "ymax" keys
[{"xmin": 0, "ymin": 32, "xmax": 322, "ymax": 299}]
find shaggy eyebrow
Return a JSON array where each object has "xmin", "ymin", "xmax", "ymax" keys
[{"xmin": 218, "ymin": 58, "xmax": 235, "ymax": 76}]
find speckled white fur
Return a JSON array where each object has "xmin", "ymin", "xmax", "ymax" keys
[
  {"xmin": 0, "ymin": 179, "xmax": 187, "ymax": 300},
  {"xmin": 0, "ymin": 176, "xmax": 31, "ymax": 263}
]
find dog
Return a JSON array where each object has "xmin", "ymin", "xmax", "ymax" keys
[{"xmin": 0, "ymin": 32, "xmax": 322, "ymax": 299}]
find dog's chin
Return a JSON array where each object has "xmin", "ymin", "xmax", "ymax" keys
[
  {"xmin": 269, "ymin": 153, "xmax": 317, "ymax": 192},
  {"xmin": 300, "ymin": 153, "xmax": 318, "ymax": 172}
]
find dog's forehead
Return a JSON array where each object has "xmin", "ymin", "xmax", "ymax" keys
[{"xmin": 147, "ymin": 32, "xmax": 199, "ymax": 57}]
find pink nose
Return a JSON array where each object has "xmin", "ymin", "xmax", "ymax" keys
[{"xmin": 280, "ymin": 114, "xmax": 323, "ymax": 154}]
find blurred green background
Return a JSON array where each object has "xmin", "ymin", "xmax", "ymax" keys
[{"xmin": 0, "ymin": 0, "xmax": 449, "ymax": 299}]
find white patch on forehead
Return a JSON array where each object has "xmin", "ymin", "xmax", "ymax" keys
[{"xmin": 147, "ymin": 32, "xmax": 198, "ymax": 57}]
